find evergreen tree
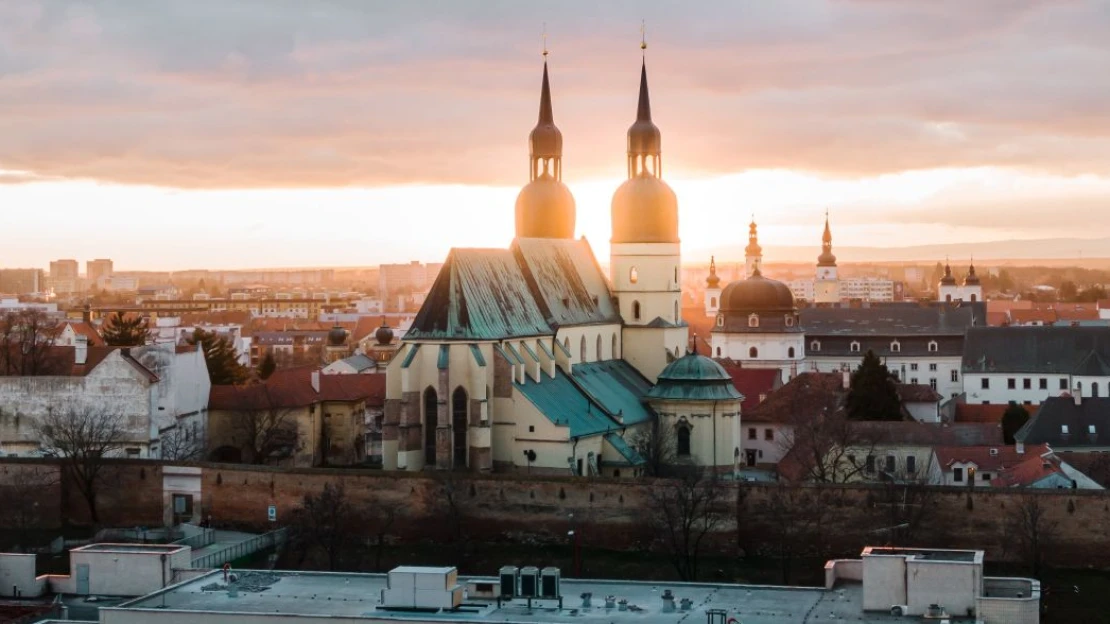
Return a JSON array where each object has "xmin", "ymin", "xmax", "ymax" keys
[
  {"xmin": 258, "ymin": 351, "xmax": 277, "ymax": 380},
  {"xmin": 1002, "ymin": 401, "xmax": 1031, "ymax": 445},
  {"xmin": 187, "ymin": 328, "xmax": 248, "ymax": 385},
  {"xmin": 846, "ymin": 350, "xmax": 903, "ymax": 421},
  {"xmin": 100, "ymin": 311, "xmax": 150, "ymax": 346}
]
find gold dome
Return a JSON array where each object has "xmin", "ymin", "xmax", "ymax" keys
[
  {"xmin": 611, "ymin": 174, "xmax": 678, "ymax": 243},
  {"xmin": 516, "ymin": 174, "xmax": 576, "ymax": 239}
]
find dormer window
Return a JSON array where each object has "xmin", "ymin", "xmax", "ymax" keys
[
  {"xmin": 928, "ymin": 340, "xmax": 938, "ymax": 353},
  {"xmin": 748, "ymin": 314, "xmax": 759, "ymax": 328},
  {"xmin": 810, "ymin": 340, "xmax": 821, "ymax": 352},
  {"xmin": 785, "ymin": 315, "xmax": 794, "ymax": 327},
  {"xmin": 850, "ymin": 341, "xmax": 861, "ymax": 353},
  {"xmin": 1061, "ymin": 425, "xmax": 1070, "ymax": 435},
  {"xmin": 890, "ymin": 340, "xmax": 901, "ymax": 353}
]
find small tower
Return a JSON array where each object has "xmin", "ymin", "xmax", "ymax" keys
[
  {"xmin": 814, "ymin": 212, "xmax": 840, "ymax": 304},
  {"xmin": 963, "ymin": 258, "xmax": 982, "ymax": 303},
  {"xmin": 938, "ymin": 259, "xmax": 960, "ymax": 303},
  {"xmin": 745, "ymin": 218, "xmax": 763, "ymax": 279},
  {"xmin": 705, "ymin": 256, "xmax": 722, "ymax": 317},
  {"xmin": 325, "ymin": 325, "xmax": 349, "ymax": 363}
]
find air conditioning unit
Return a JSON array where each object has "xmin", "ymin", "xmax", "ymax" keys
[
  {"xmin": 519, "ymin": 567, "xmax": 540, "ymax": 597},
  {"xmin": 499, "ymin": 566, "xmax": 518, "ymax": 598},
  {"xmin": 890, "ymin": 605, "xmax": 909, "ymax": 616},
  {"xmin": 540, "ymin": 567, "xmax": 561, "ymax": 598}
]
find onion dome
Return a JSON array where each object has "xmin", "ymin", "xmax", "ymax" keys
[
  {"xmin": 706, "ymin": 256, "xmax": 721, "ymax": 289},
  {"xmin": 611, "ymin": 60, "xmax": 679, "ymax": 244},
  {"xmin": 375, "ymin": 320, "xmax": 394, "ymax": 345},
  {"xmin": 964, "ymin": 260, "xmax": 980, "ymax": 286},
  {"xmin": 817, "ymin": 214, "xmax": 837, "ymax": 267},
  {"xmin": 515, "ymin": 60, "xmax": 576, "ymax": 239},
  {"xmin": 646, "ymin": 352, "xmax": 743, "ymax": 401},
  {"xmin": 940, "ymin": 261, "xmax": 957, "ymax": 286},
  {"xmin": 746, "ymin": 219, "xmax": 762, "ymax": 257},
  {"xmin": 327, "ymin": 325, "xmax": 347, "ymax": 347},
  {"xmin": 720, "ymin": 269, "xmax": 796, "ymax": 315}
]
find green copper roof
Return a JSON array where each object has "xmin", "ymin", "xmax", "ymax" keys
[
  {"xmin": 572, "ymin": 360, "xmax": 654, "ymax": 426},
  {"xmin": 646, "ymin": 353, "xmax": 744, "ymax": 402},
  {"xmin": 514, "ymin": 360, "xmax": 655, "ymax": 437},
  {"xmin": 604, "ymin": 432, "xmax": 646, "ymax": 466},
  {"xmin": 515, "ymin": 369, "xmax": 619, "ymax": 438},
  {"xmin": 469, "ymin": 344, "xmax": 487, "ymax": 367},
  {"xmin": 400, "ymin": 344, "xmax": 421, "ymax": 369}
]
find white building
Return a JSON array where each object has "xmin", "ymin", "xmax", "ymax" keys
[{"xmin": 937, "ymin": 260, "xmax": 982, "ymax": 303}]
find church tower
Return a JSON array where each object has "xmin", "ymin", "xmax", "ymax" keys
[
  {"xmin": 514, "ymin": 57, "xmax": 575, "ymax": 239},
  {"xmin": 745, "ymin": 218, "xmax": 763, "ymax": 278},
  {"xmin": 611, "ymin": 55, "xmax": 686, "ymax": 381},
  {"xmin": 814, "ymin": 212, "xmax": 840, "ymax": 304},
  {"xmin": 705, "ymin": 256, "xmax": 722, "ymax": 317}
]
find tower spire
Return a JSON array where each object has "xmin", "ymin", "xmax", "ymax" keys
[
  {"xmin": 818, "ymin": 210, "xmax": 837, "ymax": 267},
  {"xmin": 626, "ymin": 30, "xmax": 662, "ymax": 179}
]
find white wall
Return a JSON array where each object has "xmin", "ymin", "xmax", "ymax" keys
[
  {"xmin": 0, "ymin": 553, "xmax": 45, "ymax": 597},
  {"xmin": 52, "ymin": 546, "xmax": 191, "ymax": 596},
  {"xmin": 963, "ymin": 372, "xmax": 1100, "ymax": 405},
  {"xmin": 711, "ymin": 331, "xmax": 803, "ymax": 381},
  {"xmin": 741, "ymin": 423, "xmax": 793, "ymax": 466}
]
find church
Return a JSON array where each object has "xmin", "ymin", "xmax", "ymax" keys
[{"xmin": 382, "ymin": 55, "xmax": 742, "ymax": 476}]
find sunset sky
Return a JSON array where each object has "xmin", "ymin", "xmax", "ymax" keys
[{"xmin": 2, "ymin": 1, "xmax": 1110, "ymax": 271}]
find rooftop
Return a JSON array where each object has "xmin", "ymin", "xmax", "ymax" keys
[{"xmin": 110, "ymin": 569, "xmax": 917, "ymax": 623}]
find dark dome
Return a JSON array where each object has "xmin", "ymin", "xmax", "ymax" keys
[
  {"xmin": 940, "ymin": 263, "xmax": 957, "ymax": 286},
  {"xmin": 515, "ymin": 174, "xmax": 576, "ymax": 239},
  {"xmin": 375, "ymin": 323, "xmax": 394, "ymax": 345},
  {"xmin": 720, "ymin": 272, "xmax": 795, "ymax": 313},
  {"xmin": 611, "ymin": 175, "xmax": 678, "ymax": 243},
  {"xmin": 647, "ymin": 353, "xmax": 743, "ymax": 401},
  {"xmin": 817, "ymin": 249, "xmax": 837, "ymax": 266},
  {"xmin": 529, "ymin": 122, "xmax": 562, "ymax": 160},
  {"xmin": 327, "ymin": 325, "xmax": 347, "ymax": 347},
  {"xmin": 627, "ymin": 118, "xmax": 661, "ymax": 155},
  {"xmin": 964, "ymin": 264, "xmax": 980, "ymax": 285}
]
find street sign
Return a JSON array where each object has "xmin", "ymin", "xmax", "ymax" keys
[{"xmin": 267, "ymin": 504, "xmax": 277, "ymax": 522}]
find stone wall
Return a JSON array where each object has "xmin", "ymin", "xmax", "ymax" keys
[{"xmin": 3, "ymin": 459, "xmax": 1110, "ymax": 569}]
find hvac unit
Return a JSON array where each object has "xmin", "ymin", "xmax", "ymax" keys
[
  {"xmin": 499, "ymin": 566, "xmax": 519, "ymax": 598},
  {"xmin": 519, "ymin": 566, "xmax": 540, "ymax": 597},
  {"xmin": 890, "ymin": 605, "xmax": 909, "ymax": 616},
  {"xmin": 540, "ymin": 567, "xmax": 561, "ymax": 598}
]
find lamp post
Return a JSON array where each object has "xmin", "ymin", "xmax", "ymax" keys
[{"xmin": 568, "ymin": 513, "xmax": 581, "ymax": 577}]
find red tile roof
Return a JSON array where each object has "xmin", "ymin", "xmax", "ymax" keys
[
  {"xmin": 209, "ymin": 366, "xmax": 385, "ymax": 411},
  {"xmin": 954, "ymin": 403, "xmax": 1010, "ymax": 424},
  {"xmin": 744, "ymin": 372, "xmax": 844, "ymax": 424},
  {"xmin": 60, "ymin": 320, "xmax": 105, "ymax": 346},
  {"xmin": 990, "ymin": 452, "xmax": 1065, "ymax": 487},
  {"xmin": 1009, "ymin": 309, "xmax": 1057, "ymax": 325},
  {"xmin": 897, "ymin": 384, "xmax": 942, "ymax": 403},
  {"xmin": 1056, "ymin": 308, "xmax": 1100, "ymax": 321},
  {"xmin": 934, "ymin": 443, "xmax": 1049, "ymax": 473},
  {"xmin": 717, "ymin": 362, "xmax": 781, "ymax": 412}
]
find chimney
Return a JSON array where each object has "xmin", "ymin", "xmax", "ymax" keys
[
  {"xmin": 311, "ymin": 369, "xmax": 320, "ymax": 394},
  {"xmin": 75, "ymin": 334, "xmax": 88, "ymax": 365},
  {"xmin": 1074, "ymin": 388, "xmax": 1082, "ymax": 406},
  {"xmin": 842, "ymin": 369, "xmax": 850, "ymax": 390}
]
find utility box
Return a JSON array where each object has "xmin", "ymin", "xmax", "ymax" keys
[
  {"xmin": 499, "ymin": 566, "xmax": 519, "ymax": 598},
  {"xmin": 381, "ymin": 566, "xmax": 462, "ymax": 610},
  {"xmin": 541, "ymin": 567, "xmax": 561, "ymax": 598},
  {"xmin": 519, "ymin": 567, "xmax": 540, "ymax": 597}
]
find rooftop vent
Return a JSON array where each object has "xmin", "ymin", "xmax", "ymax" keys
[{"xmin": 989, "ymin": 448, "xmax": 998, "ymax": 456}]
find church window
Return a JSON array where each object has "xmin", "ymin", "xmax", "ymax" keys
[
  {"xmin": 785, "ymin": 315, "xmax": 794, "ymax": 327},
  {"xmin": 676, "ymin": 426, "xmax": 691, "ymax": 457},
  {"xmin": 928, "ymin": 340, "xmax": 938, "ymax": 353},
  {"xmin": 748, "ymin": 314, "xmax": 759, "ymax": 328},
  {"xmin": 675, "ymin": 301, "xmax": 680, "ymax": 324},
  {"xmin": 632, "ymin": 301, "xmax": 642, "ymax": 321},
  {"xmin": 716, "ymin": 314, "xmax": 724, "ymax": 327},
  {"xmin": 788, "ymin": 347, "xmax": 795, "ymax": 358},
  {"xmin": 596, "ymin": 334, "xmax": 603, "ymax": 360},
  {"xmin": 580, "ymin": 336, "xmax": 587, "ymax": 362},
  {"xmin": 890, "ymin": 340, "xmax": 901, "ymax": 353},
  {"xmin": 611, "ymin": 334, "xmax": 618, "ymax": 359},
  {"xmin": 423, "ymin": 387, "xmax": 438, "ymax": 466},
  {"xmin": 850, "ymin": 341, "xmax": 861, "ymax": 353},
  {"xmin": 970, "ymin": 294, "xmax": 978, "ymax": 302},
  {"xmin": 452, "ymin": 387, "xmax": 468, "ymax": 468},
  {"xmin": 945, "ymin": 294, "xmax": 953, "ymax": 303},
  {"xmin": 674, "ymin": 266, "xmax": 679, "ymax": 284},
  {"xmin": 716, "ymin": 347, "xmax": 721, "ymax": 357},
  {"xmin": 810, "ymin": 340, "xmax": 820, "ymax": 352},
  {"xmin": 1094, "ymin": 383, "xmax": 1101, "ymax": 398},
  {"xmin": 710, "ymin": 296, "xmax": 718, "ymax": 308},
  {"xmin": 629, "ymin": 267, "xmax": 638, "ymax": 284},
  {"xmin": 749, "ymin": 346, "xmax": 759, "ymax": 358}
]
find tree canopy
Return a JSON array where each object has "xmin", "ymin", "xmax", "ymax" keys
[
  {"xmin": 187, "ymin": 328, "xmax": 248, "ymax": 385},
  {"xmin": 100, "ymin": 311, "xmax": 150, "ymax": 346},
  {"xmin": 258, "ymin": 351, "xmax": 277, "ymax": 380},
  {"xmin": 1002, "ymin": 402, "xmax": 1031, "ymax": 445},
  {"xmin": 845, "ymin": 350, "xmax": 903, "ymax": 421}
]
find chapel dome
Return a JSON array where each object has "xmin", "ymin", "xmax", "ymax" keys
[
  {"xmin": 374, "ymin": 323, "xmax": 394, "ymax": 345},
  {"xmin": 720, "ymin": 271, "xmax": 796, "ymax": 314},
  {"xmin": 610, "ymin": 174, "xmax": 678, "ymax": 243},
  {"xmin": 515, "ymin": 175, "xmax": 576, "ymax": 239},
  {"xmin": 327, "ymin": 325, "xmax": 347, "ymax": 347},
  {"xmin": 646, "ymin": 352, "xmax": 743, "ymax": 401}
]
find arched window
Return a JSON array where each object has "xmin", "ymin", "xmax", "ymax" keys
[
  {"xmin": 423, "ymin": 387, "xmax": 438, "ymax": 466},
  {"xmin": 629, "ymin": 267, "xmax": 638, "ymax": 284},
  {"xmin": 451, "ymin": 387, "xmax": 468, "ymax": 468},
  {"xmin": 710, "ymin": 297, "xmax": 717, "ymax": 307},
  {"xmin": 748, "ymin": 314, "xmax": 759, "ymax": 328},
  {"xmin": 890, "ymin": 340, "xmax": 901, "ymax": 353},
  {"xmin": 580, "ymin": 336, "xmax": 587, "ymax": 362},
  {"xmin": 676, "ymin": 426, "xmax": 691, "ymax": 457},
  {"xmin": 945, "ymin": 294, "xmax": 953, "ymax": 303},
  {"xmin": 596, "ymin": 334, "xmax": 603, "ymax": 360},
  {"xmin": 810, "ymin": 340, "xmax": 821, "ymax": 352},
  {"xmin": 674, "ymin": 266, "xmax": 679, "ymax": 284},
  {"xmin": 749, "ymin": 346, "xmax": 759, "ymax": 358},
  {"xmin": 1094, "ymin": 382, "xmax": 1101, "ymax": 398},
  {"xmin": 970, "ymin": 294, "xmax": 978, "ymax": 302},
  {"xmin": 785, "ymin": 315, "xmax": 794, "ymax": 327},
  {"xmin": 675, "ymin": 301, "xmax": 680, "ymax": 323},
  {"xmin": 716, "ymin": 315, "xmax": 724, "ymax": 327},
  {"xmin": 611, "ymin": 333, "xmax": 618, "ymax": 359},
  {"xmin": 788, "ymin": 347, "xmax": 796, "ymax": 358},
  {"xmin": 850, "ymin": 341, "xmax": 861, "ymax": 353},
  {"xmin": 928, "ymin": 340, "xmax": 938, "ymax": 353},
  {"xmin": 632, "ymin": 301, "xmax": 641, "ymax": 321},
  {"xmin": 716, "ymin": 347, "xmax": 721, "ymax": 357}
]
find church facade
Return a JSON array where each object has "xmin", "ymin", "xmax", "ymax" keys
[{"xmin": 382, "ymin": 57, "xmax": 741, "ymax": 476}]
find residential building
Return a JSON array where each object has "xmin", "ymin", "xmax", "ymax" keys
[
  {"xmin": 961, "ymin": 326, "xmax": 1110, "ymax": 405},
  {"xmin": 322, "ymin": 353, "xmax": 378, "ymax": 375},
  {"xmin": 930, "ymin": 443, "xmax": 1051, "ymax": 487},
  {"xmin": 1015, "ymin": 395, "xmax": 1110, "ymax": 453},
  {"xmin": 86, "ymin": 259, "xmax": 114, "ymax": 285},
  {"xmin": 207, "ymin": 367, "xmax": 385, "ymax": 467},
  {"xmin": 48, "ymin": 259, "xmax": 80, "ymax": 295},
  {"xmin": 0, "ymin": 269, "xmax": 44, "ymax": 295}
]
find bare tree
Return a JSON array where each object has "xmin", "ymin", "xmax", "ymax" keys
[
  {"xmin": 758, "ymin": 484, "xmax": 822, "ymax": 584},
  {"xmin": 226, "ymin": 387, "xmax": 300, "ymax": 464},
  {"xmin": 436, "ymin": 472, "xmax": 471, "ymax": 565},
  {"xmin": 647, "ymin": 470, "xmax": 727, "ymax": 581},
  {"xmin": 158, "ymin": 422, "xmax": 205, "ymax": 461},
  {"xmin": 35, "ymin": 407, "xmax": 128, "ymax": 524},
  {"xmin": 1005, "ymin": 494, "xmax": 1059, "ymax": 577},
  {"xmin": 630, "ymin": 418, "xmax": 676, "ymax": 477},
  {"xmin": 778, "ymin": 409, "xmax": 881, "ymax": 483},
  {"xmin": 0, "ymin": 309, "xmax": 63, "ymax": 375},
  {"xmin": 288, "ymin": 482, "xmax": 363, "ymax": 571}
]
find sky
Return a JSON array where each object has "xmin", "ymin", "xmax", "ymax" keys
[{"xmin": 2, "ymin": 0, "xmax": 1110, "ymax": 271}]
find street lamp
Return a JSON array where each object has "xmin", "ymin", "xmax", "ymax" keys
[{"xmin": 568, "ymin": 513, "xmax": 581, "ymax": 577}]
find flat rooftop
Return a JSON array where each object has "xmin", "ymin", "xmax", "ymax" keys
[
  {"xmin": 75, "ymin": 543, "xmax": 186, "ymax": 554},
  {"xmin": 863, "ymin": 547, "xmax": 981, "ymax": 563},
  {"xmin": 111, "ymin": 569, "xmax": 918, "ymax": 623}
]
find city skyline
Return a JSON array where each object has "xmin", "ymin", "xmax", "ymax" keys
[{"xmin": 3, "ymin": 1, "xmax": 1110, "ymax": 270}]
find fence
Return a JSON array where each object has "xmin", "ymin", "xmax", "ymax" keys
[
  {"xmin": 172, "ymin": 527, "xmax": 216, "ymax": 550},
  {"xmin": 191, "ymin": 528, "xmax": 288, "ymax": 569}
]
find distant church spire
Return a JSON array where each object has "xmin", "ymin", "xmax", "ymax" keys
[
  {"xmin": 706, "ymin": 256, "xmax": 721, "ymax": 288},
  {"xmin": 817, "ymin": 210, "xmax": 837, "ymax": 267},
  {"xmin": 626, "ymin": 24, "xmax": 661, "ymax": 179}
]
